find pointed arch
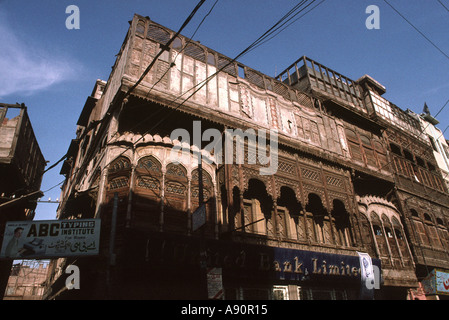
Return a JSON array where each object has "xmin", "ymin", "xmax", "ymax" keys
[
  {"xmin": 331, "ymin": 199, "xmax": 353, "ymax": 247},
  {"xmin": 306, "ymin": 193, "xmax": 330, "ymax": 244},
  {"xmin": 137, "ymin": 155, "xmax": 162, "ymax": 177},
  {"xmin": 107, "ymin": 156, "xmax": 132, "ymax": 196},
  {"xmin": 277, "ymin": 186, "xmax": 304, "ymax": 241},
  {"xmin": 108, "ymin": 156, "xmax": 131, "ymax": 174},
  {"xmin": 240, "ymin": 179, "xmax": 274, "ymax": 236}
]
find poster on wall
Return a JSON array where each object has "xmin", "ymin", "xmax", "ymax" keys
[
  {"xmin": 0, "ymin": 219, "xmax": 101, "ymax": 259},
  {"xmin": 358, "ymin": 252, "xmax": 375, "ymax": 299},
  {"xmin": 435, "ymin": 270, "xmax": 449, "ymax": 295}
]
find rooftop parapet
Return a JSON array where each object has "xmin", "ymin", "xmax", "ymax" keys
[{"xmin": 277, "ymin": 56, "xmax": 367, "ymax": 115}]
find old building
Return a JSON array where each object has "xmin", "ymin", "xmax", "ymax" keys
[
  {"xmin": 405, "ymin": 106, "xmax": 449, "ymax": 299},
  {"xmin": 0, "ymin": 103, "xmax": 46, "ymax": 298},
  {"xmin": 44, "ymin": 14, "xmax": 449, "ymax": 300},
  {"xmin": 410, "ymin": 106, "xmax": 449, "ymax": 191},
  {"xmin": 3, "ymin": 260, "xmax": 49, "ymax": 300}
]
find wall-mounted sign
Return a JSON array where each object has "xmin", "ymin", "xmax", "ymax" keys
[
  {"xmin": 0, "ymin": 219, "xmax": 101, "ymax": 259},
  {"xmin": 207, "ymin": 267, "xmax": 223, "ymax": 300},
  {"xmin": 142, "ymin": 232, "xmax": 381, "ymax": 288},
  {"xmin": 422, "ymin": 269, "xmax": 449, "ymax": 296}
]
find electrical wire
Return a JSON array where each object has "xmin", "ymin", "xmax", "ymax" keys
[
  {"xmin": 376, "ymin": 97, "xmax": 449, "ymax": 173},
  {"xmin": 383, "ymin": 0, "xmax": 449, "ymax": 60},
  {"xmin": 39, "ymin": 0, "xmax": 326, "ymax": 218},
  {"xmin": 124, "ymin": 0, "xmax": 208, "ymax": 101},
  {"xmin": 98, "ymin": 0, "xmax": 323, "ymax": 174},
  {"xmin": 437, "ymin": 0, "xmax": 449, "ymax": 13},
  {"xmin": 30, "ymin": 0, "xmax": 320, "ymax": 191},
  {"xmin": 3, "ymin": 0, "xmax": 211, "ymax": 207},
  {"xmin": 246, "ymin": 0, "xmax": 327, "ymax": 54},
  {"xmin": 144, "ymin": 0, "xmax": 220, "ymax": 99}
]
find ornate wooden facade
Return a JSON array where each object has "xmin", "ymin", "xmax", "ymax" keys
[{"xmin": 45, "ymin": 14, "xmax": 449, "ymax": 300}]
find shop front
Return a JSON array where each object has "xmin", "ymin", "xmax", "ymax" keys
[{"xmin": 118, "ymin": 231, "xmax": 381, "ymax": 300}]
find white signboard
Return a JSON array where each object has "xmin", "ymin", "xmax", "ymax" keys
[
  {"xmin": 435, "ymin": 270, "xmax": 449, "ymax": 295},
  {"xmin": 207, "ymin": 268, "xmax": 223, "ymax": 300},
  {"xmin": 0, "ymin": 219, "xmax": 101, "ymax": 259},
  {"xmin": 358, "ymin": 251, "xmax": 375, "ymax": 299}
]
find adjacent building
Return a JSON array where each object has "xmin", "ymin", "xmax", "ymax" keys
[
  {"xmin": 410, "ymin": 106, "xmax": 449, "ymax": 191},
  {"xmin": 0, "ymin": 103, "xmax": 46, "ymax": 298},
  {"xmin": 44, "ymin": 14, "xmax": 449, "ymax": 300},
  {"xmin": 3, "ymin": 260, "xmax": 49, "ymax": 300}
]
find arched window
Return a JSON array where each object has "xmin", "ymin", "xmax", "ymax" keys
[
  {"xmin": 147, "ymin": 25, "xmax": 171, "ymax": 45},
  {"xmin": 166, "ymin": 163, "xmax": 187, "ymax": 178},
  {"xmin": 392, "ymin": 217, "xmax": 413, "ymax": 267},
  {"xmin": 135, "ymin": 156, "xmax": 162, "ymax": 200},
  {"xmin": 383, "ymin": 214, "xmax": 401, "ymax": 262},
  {"xmin": 172, "ymin": 37, "xmax": 183, "ymax": 50},
  {"xmin": 107, "ymin": 156, "xmax": 132, "ymax": 197},
  {"xmin": 306, "ymin": 193, "xmax": 330, "ymax": 244},
  {"xmin": 410, "ymin": 209, "xmax": 419, "ymax": 218},
  {"xmin": 136, "ymin": 20, "xmax": 145, "ymax": 35},
  {"xmin": 370, "ymin": 212, "xmax": 389, "ymax": 259},
  {"xmin": 165, "ymin": 163, "xmax": 187, "ymax": 197},
  {"xmin": 384, "ymin": 227, "xmax": 393, "ymax": 238},
  {"xmin": 163, "ymin": 163, "xmax": 188, "ymax": 233},
  {"xmin": 165, "ymin": 181, "xmax": 187, "ymax": 196},
  {"xmin": 373, "ymin": 224, "xmax": 383, "ymax": 236},
  {"xmin": 108, "ymin": 156, "xmax": 131, "ymax": 174},
  {"xmin": 277, "ymin": 187, "xmax": 304, "ymax": 241},
  {"xmin": 184, "ymin": 43, "xmax": 206, "ymax": 62},
  {"xmin": 191, "ymin": 168, "xmax": 213, "ymax": 204},
  {"xmin": 137, "ymin": 156, "xmax": 162, "ymax": 175},
  {"xmin": 207, "ymin": 52, "xmax": 216, "ymax": 66},
  {"xmin": 331, "ymin": 199, "xmax": 352, "ymax": 247},
  {"xmin": 242, "ymin": 179, "xmax": 273, "ymax": 236}
]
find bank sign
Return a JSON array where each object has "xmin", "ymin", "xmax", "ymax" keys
[{"xmin": 0, "ymin": 219, "xmax": 101, "ymax": 259}]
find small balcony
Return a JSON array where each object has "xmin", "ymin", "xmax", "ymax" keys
[{"xmin": 277, "ymin": 56, "xmax": 367, "ymax": 115}]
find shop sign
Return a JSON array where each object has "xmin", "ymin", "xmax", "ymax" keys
[
  {"xmin": 272, "ymin": 247, "xmax": 379, "ymax": 284},
  {"xmin": 422, "ymin": 269, "xmax": 449, "ymax": 296},
  {"xmin": 0, "ymin": 219, "xmax": 101, "ymax": 259},
  {"xmin": 143, "ymin": 233, "xmax": 381, "ymax": 287}
]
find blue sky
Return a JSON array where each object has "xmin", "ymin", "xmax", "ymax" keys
[{"xmin": 0, "ymin": 0, "xmax": 448, "ymax": 220}]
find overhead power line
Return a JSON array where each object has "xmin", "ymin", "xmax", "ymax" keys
[
  {"xmin": 51, "ymin": 0, "xmax": 324, "ymax": 217},
  {"xmin": 124, "ymin": 0, "xmax": 208, "ymax": 100},
  {"xmin": 437, "ymin": 0, "xmax": 449, "ymax": 13},
  {"xmin": 383, "ymin": 0, "xmax": 449, "ymax": 60},
  {"xmin": 7, "ymin": 0, "xmax": 211, "ymax": 204},
  {"xmin": 99, "ymin": 0, "xmax": 326, "ymax": 173},
  {"xmin": 246, "ymin": 0, "xmax": 327, "ymax": 54}
]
